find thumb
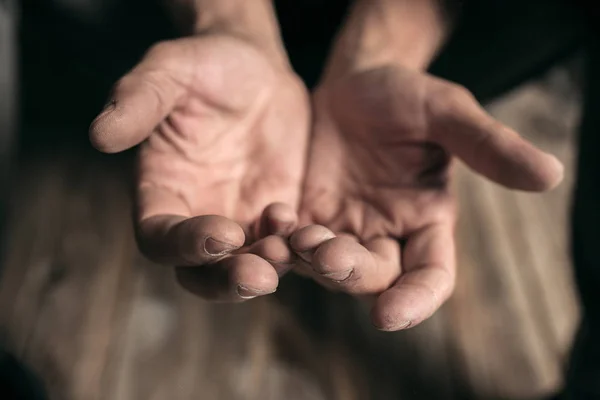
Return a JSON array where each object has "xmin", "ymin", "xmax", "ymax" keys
[
  {"xmin": 89, "ymin": 41, "xmax": 193, "ymax": 153},
  {"xmin": 428, "ymin": 84, "xmax": 564, "ymax": 191}
]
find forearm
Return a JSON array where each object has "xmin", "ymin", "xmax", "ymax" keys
[
  {"xmin": 325, "ymin": 0, "xmax": 456, "ymax": 76},
  {"xmin": 165, "ymin": 0, "xmax": 287, "ymax": 65}
]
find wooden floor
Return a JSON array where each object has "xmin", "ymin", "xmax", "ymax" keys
[{"xmin": 0, "ymin": 65, "xmax": 582, "ymax": 400}]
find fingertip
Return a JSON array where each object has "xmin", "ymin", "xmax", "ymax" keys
[
  {"xmin": 204, "ymin": 237, "xmax": 240, "ymax": 256},
  {"xmin": 264, "ymin": 203, "xmax": 297, "ymax": 224},
  {"xmin": 91, "ymin": 61, "xmax": 183, "ymax": 154},
  {"xmin": 248, "ymin": 235, "xmax": 295, "ymax": 276},
  {"xmin": 229, "ymin": 254, "xmax": 279, "ymax": 298},
  {"xmin": 313, "ymin": 236, "xmax": 400, "ymax": 294},
  {"xmin": 138, "ymin": 214, "xmax": 246, "ymax": 266},
  {"xmin": 290, "ymin": 225, "xmax": 335, "ymax": 254},
  {"xmin": 370, "ymin": 292, "xmax": 416, "ymax": 332},
  {"xmin": 311, "ymin": 237, "xmax": 365, "ymax": 292},
  {"xmin": 174, "ymin": 253, "xmax": 278, "ymax": 302},
  {"xmin": 197, "ymin": 215, "xmax": 246, "ymax": 254},
  {"xmin": 312, "ymin": 236, "xmax": 362, "ymax": 278},
  {"xmin": 370, "ymin": 305, "xmax": 413, "ymax": 332},
  {"xmin": 371, "ymin": 269, "xmax": 453, "ymax": 331},
  {"xmin": 259, "ymin": 202, "xmax": 298, "ymax": 237},
  {"xmin": 249, "ymin": 235, "xmax": 293, "ymax": 263},
  {"xmin": 512, "ymin": 152, "xmax": 564, "ymax": 192},
  {"xmin": 535, "ymin": 154, "xmax": 564, "ymax": 191},
  {"xmin": 89, "ymin": 98, "xmax": 142, "ymax": 154},
  {"xmin": 89, "ymin": 104, "xmax": 124, "ymax": 154},
  {"xmin": 431, "ymin": 93, "xmax": 566, "ymax": 193}
]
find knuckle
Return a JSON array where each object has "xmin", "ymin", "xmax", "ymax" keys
[
  {"xmin": 448, "ymin": 83, "xmax": 474, "ymax": 102},
  {"xmin": 145, "ymin": 40, "xmax": 193, "ymax": 76},
  {"xmin": 428, "ymin": 82, "xmax": 475, "ymax": 117}
]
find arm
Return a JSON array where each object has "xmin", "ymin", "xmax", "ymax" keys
[
  {"xmin": 325, "ymin": 0, "xmax": 455, "ymax": 76},
  {"xmin": 163, "ymin": 0, "xmax": 289, "ymax": 66}
]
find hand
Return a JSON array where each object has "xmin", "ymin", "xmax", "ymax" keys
[
  {"xmin": 293, "ymin": 64, "xmax": 563, "ymax": 330},
  {"xmin": 90, "ymin": 35, "xmax": 310, "ymax": 301}
]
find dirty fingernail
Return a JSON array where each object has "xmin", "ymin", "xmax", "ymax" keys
[
  {"xmin": 237, "ymin": 285, "xmax": 275, "ymax": 299},
  {"xmin": 320, "ymin": 268, "xmax": 353, "ymax": 282},
  {"xmin": 375, "ymin": 320, "xmax": 413, "ymax": 331},
  {"xmin": 205, "ymin": 237, "xmax": 238, "ymax": 255}
]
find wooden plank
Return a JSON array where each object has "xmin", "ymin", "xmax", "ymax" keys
[{"xmin": 0, "ymin": 158, "xmax": 70, "ymax": 356}]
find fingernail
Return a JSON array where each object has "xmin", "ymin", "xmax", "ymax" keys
[
  {"xmin": 393, "ymin": 320, "xmax": 413, "ymax": 330},
  {"xmin": 320, "ymin": 268, "xmax": 353, "ymax": 282},
  {"xmin": 205, "ymin": 237, "xmax": 237, "ymax": 255},
  {"xmin": 237, "ymin": 285, "xmax": 276, "ymax": 299},
  {"xmin": 375, "ymin": 320, "xmax": 412, "ymax": 331}
]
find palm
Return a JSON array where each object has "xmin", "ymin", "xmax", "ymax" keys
[
  {"xmin": 302, "ymin": 66, "xmax": 454, "ymax": 240},
  {"xmin": 137, "ymin": 36, "xmax": 309, "ymax": 235}
]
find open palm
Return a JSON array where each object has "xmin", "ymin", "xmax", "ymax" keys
[
  {"xmin": 91, "ymin": 35, "xmax": 310, "ymax": 301},
  {"xmin": 292, "ymin": 65, "xmax": 563, "ymax": 330}
]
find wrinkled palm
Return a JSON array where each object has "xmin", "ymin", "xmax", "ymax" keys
[
  {"xmin": 293, "ymin": 65, "xmax": 563, "ymax": 330},
  {"xmin": 91, "ymin": 35, "xmax": 310, "ymax": 301}
]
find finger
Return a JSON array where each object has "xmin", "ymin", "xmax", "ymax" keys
[
  {"xmin": 90, "ymin": 42, "xmax": 192, "ymax": 153},
  {"xmin": 311, "ymin": 236, "xmax": 400, "ymax": 294},
  {"xmin": 247, "ymin": 235, "xmax": 295, "ymax": 277},
  {"xmin": 289, "ymin": 225, "xmax": 336, "ymax": 263},
  {"xmin": 256, "ymin": 202, "xmax": 298, "ymax": 239},
  {"xmin": 429, "ymin": 84, "xmax": 563, "ymax": 191},
  {"xmin": 136, "ymin": 176, "xmax": 246, "ymax": 266},
  {"xmin": 138, "ymin": 214, "xmax": 246, "ymax": 266},
  {"xmin": 175, "ymin": 253, "xmax": 278, "ymax": 302},
  {"xmin": 371, "ymin": 223, "xmax": 456, "ymax": 331}
]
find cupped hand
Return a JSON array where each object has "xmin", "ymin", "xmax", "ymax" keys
[
  {"xmin": 294, "ymin": 65, "xmax": 563, "ymax": 330},
  {"xmin": 90, "ymin": 35, "xmax": 310, "ymax": 302}
]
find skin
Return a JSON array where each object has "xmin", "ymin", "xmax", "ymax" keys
[
  {"xmin": 291, "ymin": 0, "xmax": 563, "ymax": 330},
  {"xmin": 294, "ymin": 65, "xmax": 563, "ymax": 330},
  {"xmin": 90, "ymin": 0, "xmax": 564, "ymax": 329},
  {"xmin": 90, "ymin": 2, "xmax": 310, "ymax": 302}
]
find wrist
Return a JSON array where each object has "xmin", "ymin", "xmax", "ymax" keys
[
  {"xmin": 167, "ymin": 0, "xmax": 290, "ymax": 68},
  {"xmin": 324, "ymin": 0, "xmax": 450, "ymax": 78}
]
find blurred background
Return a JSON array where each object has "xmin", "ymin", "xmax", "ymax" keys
[{"xmin": 0, "ymin": 0, "xmax": 590, "ymax": 399}]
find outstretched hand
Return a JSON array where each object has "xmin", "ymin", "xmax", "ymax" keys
[
  {"xmin": 90, "ymin": 35, "xmax": 310, "ymax": 302},
  {"xmin": 294, "ymin": 64, "xmax": 563, "ymax": 330}
]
